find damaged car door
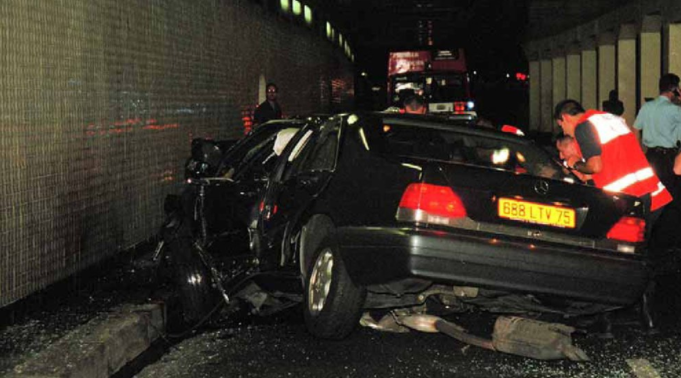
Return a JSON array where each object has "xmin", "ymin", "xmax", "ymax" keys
[{"xmin": 254, "ymin": 119, "xmax": 342, "ymax": 271}]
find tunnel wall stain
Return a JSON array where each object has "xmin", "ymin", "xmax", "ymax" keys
[{"xmin": 0, "ymin": 0, "xmax": 354, "ymax": 307}]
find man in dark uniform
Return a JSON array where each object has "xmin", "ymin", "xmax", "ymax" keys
[
  {"xmin": 254, "ymin": 83, "xmax": 282, "ymax": 125},
  {"xmin": 602, "ymin": 89, "xmax": 624, "ymax": 116}
]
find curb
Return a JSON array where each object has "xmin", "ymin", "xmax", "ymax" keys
[{"xmin": 6, "ymin": 303, "xmax": 165, "ymax": 378}]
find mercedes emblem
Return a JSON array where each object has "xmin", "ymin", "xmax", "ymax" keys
[{"xmin": 534, "ymin": 180, "xmax": 549, "ymax": 195}]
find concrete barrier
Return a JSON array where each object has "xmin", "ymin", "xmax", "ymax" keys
[{"xmin": 6, "ymin": 303, "xmax": 164, "ymax": 378}]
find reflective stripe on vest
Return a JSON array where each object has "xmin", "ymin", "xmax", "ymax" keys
[
  {"xmin": 652, "ymin": 182, "xmax": 666, "ymax": 197},
  {"xmin": 602, "ymin": 167, "xmax": 654, "ymax": 193},
  {"xmin": 652, "ymin": 182, "xmax": 673, "ymax": 211}
]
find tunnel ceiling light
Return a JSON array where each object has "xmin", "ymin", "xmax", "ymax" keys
[
  {"xmin": 292, "ymin": 0, "xmax": 302, "ymax": 16},
  {"xmin": 326, "ymin": 22, "xmax": 332, "ymax": 39},
  {"xmin": 339, "ymin": 33, "xmax": 344, "ymax": 47},
  {"xmin": 304, "ymin": 5, "xmax": 312, "ymax": 24},
  {"xmin": 280, "ymin": 0, "xmax": 290, "ymax": 13}
]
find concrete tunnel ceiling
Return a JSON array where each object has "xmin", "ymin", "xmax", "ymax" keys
[
  {"xmin": 316, "ymin": 0, "xmax": 636, "ymax": 75},
  {"xmin": 526, "ymin": 0, "xmax": 638, "ymax": 39}
]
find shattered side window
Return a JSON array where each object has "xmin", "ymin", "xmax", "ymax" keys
[
  {"xmin": 276, "ymin": 130, "xmax": 315, "ymax": 182},
  {"xmin": 299, "ymin": 120, "xmax": 341, "ymax": 173}
]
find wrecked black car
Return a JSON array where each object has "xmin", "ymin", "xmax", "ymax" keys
[
  {"xmin": 159, "ymin": 117, "xmax": 321, "ymax": 322},
  {"xmin": 158, "ymin": 113, "xmax": 651, "ymax": 361}
]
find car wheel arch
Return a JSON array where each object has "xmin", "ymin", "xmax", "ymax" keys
[{"xmin": 298, "ymin": 214, "xmax": 336, "ymax": 279}]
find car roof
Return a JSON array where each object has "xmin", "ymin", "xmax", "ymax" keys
[{"xmin": 348, "ymin": 112, "xmax": 530, "ymax": 145}]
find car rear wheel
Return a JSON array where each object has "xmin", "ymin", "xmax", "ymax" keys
[{"xmin": 304, "ymin": 238, "xmax": 365, "ymax": 339}]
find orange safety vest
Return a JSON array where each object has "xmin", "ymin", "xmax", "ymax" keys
[{"xmin": 574, "ymin": 110, "xmax": 672, "ymax": 211}]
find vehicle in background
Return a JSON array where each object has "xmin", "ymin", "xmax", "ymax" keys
[{"xmin": 387, "ymin": 49, "xmax": 476, "ymax": 116}]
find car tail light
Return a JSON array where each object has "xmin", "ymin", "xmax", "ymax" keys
[
  {"xmin": 606, "ymin": 216, "xmax": 645, "ymax": 243},
  {"xmin": 397, "ymin": 183, "xmax": 467, "ymax": 225},
  {"xmin": 454, "ymin": 102, "xmax": 466, "ymax": 114}
]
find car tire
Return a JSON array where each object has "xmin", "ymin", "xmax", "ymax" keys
[
  {"xmin": 303, "ymin": 236, "xmax": 366, "ymax": 339},
  {"xmin": 165, "ymin": 220, "xmax": 217, "ymax": 324}
]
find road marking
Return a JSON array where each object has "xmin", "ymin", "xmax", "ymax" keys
[{"xmin": 627, "ymin": 358, "xmax": 662, "ymax": 378}]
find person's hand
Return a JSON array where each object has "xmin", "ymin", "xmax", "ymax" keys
[
  {"xmin": 566, "ymin": 156, "xmax": 582, "ymax": 170},
  {"xmin": 674, "ymin": 151, "xmax": 681, "ymax": 175}
]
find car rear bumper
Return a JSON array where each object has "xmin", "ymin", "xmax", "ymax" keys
[{"xmin": 337, "ymin": 226, "xmax": 649, "ymax": 306}]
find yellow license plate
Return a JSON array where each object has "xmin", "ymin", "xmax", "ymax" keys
[{"xmin": 498, "ymin": 198, "xmax": 576, "ymax": 228}]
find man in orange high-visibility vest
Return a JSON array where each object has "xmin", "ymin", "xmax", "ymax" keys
[
  {"xmin": 555, "ymin": 99, "xmax": 673, "ymax": 333},
  {"xmin": 554, "ymin": 99, "xmax": 672, "ymax": 232}
]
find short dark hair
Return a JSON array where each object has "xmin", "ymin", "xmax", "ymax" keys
[
  {"xmin": 659, "ymin": 73, "xmax": 680, "ymax": 93},
  {"xmin": 555, "ymin": 132, "xmax": 574, "ymax": 144},
  {"xmin": 266, "ymin": 83, "xmax": 278, "ymax": 92},
  {"xmin": 553, "ymin": 99, "xmax": 585, "ymax": 120}
]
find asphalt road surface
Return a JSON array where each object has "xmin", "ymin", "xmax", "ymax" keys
[
  {"xmin": 3, "ymin": 247, "xmax": 680, "ymax": 378},
  {"xmin": 136, "ymin": 277, "xmax": 681, "ymax": 378}
]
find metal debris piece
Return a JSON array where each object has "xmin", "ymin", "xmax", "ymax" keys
[
  {"xmin": 492, "ymin": 316, "xmax": 589, "ymax": 361},
  {"xmin": 398, "ymin": 314, "xmax": 440, "ymax": 333},
  {"xmin": 453, "ymin": 286, "xmax": 479, "ymax": 298},
  {"xmin": 359, "ymin": 312, "xmax": 409, "ymax": 333},
  {"xmin": 387, "ymin": 312, "xmax": 588, "ymax": 362}
]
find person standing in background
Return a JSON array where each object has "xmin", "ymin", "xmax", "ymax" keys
[
  {"xmin": 254, "ymin": 83, "xmax": 283, "ymax": 125},
  {"xmin": 634, "ymin": 73, "xmax": 681, "ymax": 205},
  {"xmin": 602, "ymin": 90, "xmax": 624, "ymax": 116}
]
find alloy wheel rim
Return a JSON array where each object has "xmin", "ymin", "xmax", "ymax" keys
[{"xmin": 308, "ymin": 249, "xmax": 334, "ymax": 316}]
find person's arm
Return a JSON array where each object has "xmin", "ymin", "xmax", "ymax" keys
[
  {"xmin": 633, "ymin": 110, "xmax": 645, "ymax": 143},
  {"xmin": 671, "ymin": 105, "xmax": 681, "ymax": 144},
  {"xmin": 569, "ymin": 155, "xmax": 602, "ymax": 174},
  {"xmin": 570, "ymin": 121, "xmax": 603, "ymax": 174},
  {"xmin": 674, "ymin": 151, "xmax": 681, "ymax": 175}
]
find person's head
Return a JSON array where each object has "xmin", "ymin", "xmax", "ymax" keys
[
  {"xmin": 608, "ymin": 90, "xmax": 618, "ymax": 101},
  {"xmin": 555, "ymin": 134, "xmax": 579, "ymax": 161},
  {"xmin": 554, "ymin": 99, "xmax": 585, "ymax": 136},
  {"xmin": 404, "ymin": 95, "xmax": 426, "ymax": 114},
  {"xmin": 266, "ymin": 83, "xmax": 278, "ymax": 102},
  {"xmin": 659, "ymin": 73, "xmax": 680, "ymax": 98}
]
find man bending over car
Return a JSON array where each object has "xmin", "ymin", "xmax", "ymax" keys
[{"xmin": 554, "ymin": 99, "xmax": 671, "ymax": 234}]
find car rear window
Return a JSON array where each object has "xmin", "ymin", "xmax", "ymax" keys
[{"xmin": 365, "ymin": 121, "xmax": 563, "ymax": 180}]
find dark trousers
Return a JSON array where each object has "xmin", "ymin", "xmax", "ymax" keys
[
  {"xmin": 645, "ymin": 148, "xmax": 681, "ymax": 255},
  {"xmin": 646, "ymin": 148, "xmax": 678, "ymax": 205}
]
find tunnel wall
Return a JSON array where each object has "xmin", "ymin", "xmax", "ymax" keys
[
  {"xmin": 523, "ymin": 0, "xmax": 681, "ymax": 134},
  {"xmin": 0, "ymin": 0, "xmax": 353, "ymax": 307}
]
